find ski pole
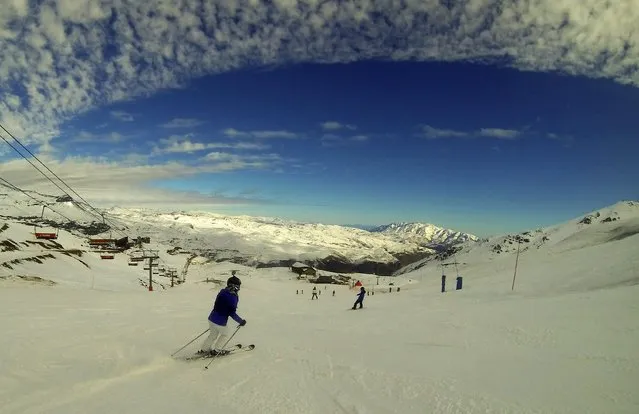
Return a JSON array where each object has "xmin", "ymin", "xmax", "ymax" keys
[
  {"xmin": 219, "ymin": 325, "xmax": 241, "ymax": 350},
  {"xmin": 171, "ymin": 328, "xmax": 209, "ymax": 357},
  {"xmin": 204, "ymin": 326, "xmax": 241, "ymax": 370}
]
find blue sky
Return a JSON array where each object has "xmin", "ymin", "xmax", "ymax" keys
[{"xmin": 0, "ymin": 1, "xmax": 638, "ymax": 236}]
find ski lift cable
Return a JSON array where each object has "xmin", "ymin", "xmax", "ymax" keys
[
  {"xmin": 0, "ymin": 132, "xmax": 82, "ymax": 204},
  {"xmin": 0, "ymin": 127, "xmax": 126, "ymax": 237},
  {"xmin": 0, "ymin": 180, "xmax": 39, "ymax": 219},
  {"xmin": 0, "ymin": 124, "xmax": 106, "ymax": 216},
  {"xmin": 0, "ymin": 175, "xmax": 76, "ymax": 223},
  {"xmin": 0, "ymin": 131, "xmax": 106, "ymax": 225}
]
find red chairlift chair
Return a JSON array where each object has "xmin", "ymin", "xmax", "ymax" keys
[
  {"xmin": 34, "ymin": 227, "xmax": 59, "ymax": 239},
  {"xmin": 33, "ymin": 205, "xmax": 59, "ymax": 239}
]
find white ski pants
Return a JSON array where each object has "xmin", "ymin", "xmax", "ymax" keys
[{"xmin": 200, "ymin": 321, "xmax": 228, "ymax": 352}]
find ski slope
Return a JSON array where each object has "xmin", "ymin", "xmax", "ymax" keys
[
  {"xmin": 1, "ymin": 201, "xmax": 639, "ymax": 413},
  {"xmin": 1, "ymin": 234, "xmax": 639, "ymax": 413}
]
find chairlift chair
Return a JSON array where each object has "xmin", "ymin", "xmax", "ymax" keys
[
  {"xmin": 89, "ymin": 229, "xmax": 115, "ymax": 248},
  {"xmin": 129, "ymin": 250, "xmax": 144, "ymax": 262},
  {"xmin": 33, "ymin": 205, "xmax": 59, "ymax": 239},
  {"xmin": 34, "ymin": 226, "xmax": 59, "ymax": 240}
]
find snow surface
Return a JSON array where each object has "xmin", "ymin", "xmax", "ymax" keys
[{"xmin": 1, "ymin": 202, "xmax": 639, "ymax": 413}]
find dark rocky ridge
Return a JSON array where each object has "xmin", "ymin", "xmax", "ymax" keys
[{"xmin": 175, "ymin": 247, "xmax": 435, "ymax": 276}]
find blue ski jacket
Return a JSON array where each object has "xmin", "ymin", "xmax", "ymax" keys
[
  {"xmin": 356, "ymin": 289, "xmax": 366, "ymax": 301},
  {"xmin": 208, "ymin": 288, "xmax": 244, "ymax": 326}
]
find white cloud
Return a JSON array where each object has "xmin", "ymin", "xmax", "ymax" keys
[
  {"xmin": 420, "ymin": 125, "xmax": 523, "ymax": 140},
  {"xmin": 320, "ymin": 133, "xmax": 368, "ymax": 147},
  {"xmin": 321, "ymin": 121, "xmax": 358, "ymax": 131},
  {"xmin": 0, "ymin": 0, "xmax": 637, "ymax": 153},
  {"xmin": 153, "ymin": 137, "xmax": 269, "ymax": 154},
  {"xmin": 203, "ymin": 151, "xmax": 285, "ymax": 170},
  {"xmin": 251, "ymin": 130, "xmax": 298, "ymax": 139},
  {"xmin": 223, "ymin": 128, "xmax": 250, "ymax": 138},
  {"xmin": 71, "ymin": 130, "xmax": 128, "ymax": 143},
  {"xmin": 479, "ymin": 128, "xmax": 521, "ymax": 139},
  {"xmin": 110, "ymin": 111, "xmax": 134, "ymax": 122},
  {"xmin": 234, "ymin": 142, "xmax": 269, "ymax": 150},
  {"xmin": 421, "ymin": 125, "xmax": 469, "ymax": 139},
  {"xmin": 204, "ymin": 152, "xmax": 237, "ymax": 162},
  {"xmin": 160, "ymin": 118, "xmax": 205, "ymax": 128},
  {"xmin": 157, "ymin": 140, "xmax": 207, "ymax": 154},
  {"xmin": 321, "ymin": 122, "xmax": 342, "ymax": 130},
  {"xmin": 223, "ymin": 128, "xmax": 299, "ymax": 139}
]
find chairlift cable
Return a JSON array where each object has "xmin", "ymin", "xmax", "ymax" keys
[
  {"xmin": 0, "ymin": 124, "xmax": 105, "ymax": 216},
  {"xmin": 0, "ymin": 127, "xmax": 127, "ymax": 238},
  {"xmin": 0, "ymin": 175, "xmax": 76, "ymax": 223}
]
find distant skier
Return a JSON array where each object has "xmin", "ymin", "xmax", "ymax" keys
[
  {"xmin": 311, "ymin": 286, "xmax": 318, "ymax": 300},
  {"xmin": 198, "ymin": 275, "xmax": 246, "ymax": 356},
  {"xmin": 352, "ymin": 286, "xmax": 366, "ymax": 310},
  {"xmin": 332, "ymin": 290, "xmax": 335, "ymax": 297}
]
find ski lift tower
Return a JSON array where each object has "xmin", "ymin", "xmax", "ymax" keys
[
  {"xmin": 440, "ymin": 253, "xmax": 462, "ymax": 292},
  {"xmin": 143, "ymin": 249, "xmax": 160, "ymax": 291}
]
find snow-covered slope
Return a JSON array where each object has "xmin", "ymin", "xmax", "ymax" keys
[
  {"xmin": 0, "ymin": 183, "xmax": 446, "ymax": 275},
  {"xmin": 0, "ymin": 219, "xmax": 185, "ymax": 291},
  {"xmin": 371, "ymin": 221, "xmax": 477, "ymax": 246},
  {"xmin": 397, "ymin": 200, "xmax": 639, "ymax": 281},
  {"xmin": 105, "ymin": 207, "xmax": 439, "ymax": 273},
  {"xmin": 1, "ymin": 180, "xmax": 450, "ymax": 274},
  {"xmin": 1, "ymin": 205, "xmax": 638, "ymax": 413}
]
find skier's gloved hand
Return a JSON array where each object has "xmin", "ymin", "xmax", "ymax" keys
[{"xmin": 239, "ymin": 319, "xmax": 247, "ymax": 326}]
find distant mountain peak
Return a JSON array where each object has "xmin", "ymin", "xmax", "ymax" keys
[{"xmin": 370, "ymin": 221, "xmax": 477, "ymax": 246}]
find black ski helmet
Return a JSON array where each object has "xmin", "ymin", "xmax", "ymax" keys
[{"xmin": 227, "ymin": 275, "xmax": 241, "ymax": 289}]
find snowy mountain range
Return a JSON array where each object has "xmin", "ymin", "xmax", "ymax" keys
[
  {"xmin": 3, "ymin": 179, "xmax": 636, "ymax": 284},
  {"xmin": 370, "ymin": 222, "xmax": 478, "ymax": 248},
  {"xmin": 396, "ymin": 200, "xmax": 639, "ymax": 282},
  {"xmin": 0, "ymin": 183, "xmax": 475, "ymax": 275}
]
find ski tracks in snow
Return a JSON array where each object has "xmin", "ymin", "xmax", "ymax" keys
[{"xmin": 1, "ymin": 356, "xmax": 173, "ymax": 414}]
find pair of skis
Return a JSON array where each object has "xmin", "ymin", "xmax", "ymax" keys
[{"xmin": 183, "ymin": 343, "xmax": 255, "ymax": 361}]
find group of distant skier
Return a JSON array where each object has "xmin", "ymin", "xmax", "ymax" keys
[
  {"xmin": 195, "ymin": 272, "xmax": 367, "ymax": 356},
  {"xmin": 309, "ymin": 285, "xmax": 365, "ymax": 309}
]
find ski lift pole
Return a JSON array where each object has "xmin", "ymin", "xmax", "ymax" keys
[
  {"xmin": 511, "ymin": 237, "xmax": 521, "ymax": 291},
  {"xmin": 148, "ymin": 256, "xmax": 154, "ymax": 292}
]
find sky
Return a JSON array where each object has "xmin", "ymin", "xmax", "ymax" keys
[{"xmin": 0, "ymin": 0, "xmax": 638, "ymax": 237}]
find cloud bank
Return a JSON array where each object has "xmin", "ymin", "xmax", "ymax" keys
[
  {"xmin": 0, "ymin": 153, "xmax": 282, "ymax": 208},
  {"xmin": 0, "ymin": 0, "xmax": 636, "ymax": 147}
]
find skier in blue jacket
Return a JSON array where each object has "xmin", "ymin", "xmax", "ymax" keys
[
  {"xmin": 352, "ymin": 286, "xmax": 366, "ymax": 309},
  {"xmin": 198, "ymin": 275, "xmax": 246, "ymax": 356}
]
